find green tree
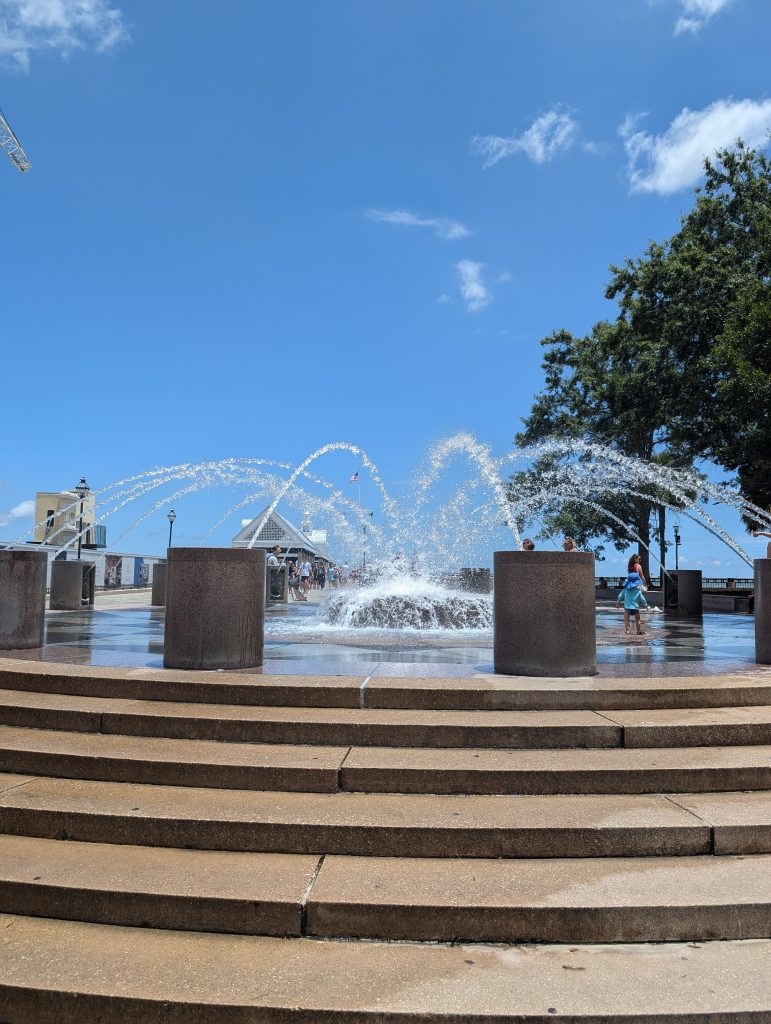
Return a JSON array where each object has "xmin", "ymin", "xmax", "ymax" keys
[{"xmin": 514, "ymin": 143, "xmax": 771, "ymax": 569}]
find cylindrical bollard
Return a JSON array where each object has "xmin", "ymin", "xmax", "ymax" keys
[
  {"xmin": 50, "ymin": 560, "xmax": 95, "ymax": 611},
  {"xmin": 164, "ymin": 548, "xmax": 265, "ymax": 670},
  {"xmin": 494, "ymin": 550, "xmax": 597, "ymax": 677},
  {"xmin": 151, "ymin": 561, "xmax": 167, "ymax": 607},
  {"xmin": 459, "ymin": 568, "xmax": 492, "ymax": 594},
  {"xmin": 755, "ymin": 559, "xmax": 771, "ymax": 665},
  {"xmin": 665, "ymin": 570, "xmax": 703, "ymax": 617},
  {"xmin": 0, "ymin": 550, "xmax": 47, "ymax": 650}
]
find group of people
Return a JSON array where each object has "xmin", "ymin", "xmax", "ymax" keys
[
  {"xmin": 521, "ymin": 536, "xmax": 578, "ymax": 552},
  {"xmin": 521, "ymin": 536, "xmax": 647, "ymax": 636},
  {"xmin": 266, "ymin": 546, "xmax": 351, "ymax": 601}
]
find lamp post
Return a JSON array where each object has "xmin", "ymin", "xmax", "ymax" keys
[
  {"xmin": 674, "ymin": 524, "xmax": 681, "ymax": 571},
  {"xmin": 75, "ymin": 477, "xmax": 89, "ymax": 561},
  {"xmin": 167, "ymin": 509, "xmax": 176, "ymax": 550}
]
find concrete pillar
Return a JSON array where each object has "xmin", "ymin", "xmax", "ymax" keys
[
  {"xmin": 50, "ymin": 560, "xmax": 96, "ymax": 611},
  {"xmin": 493, "ymin": 550, "xmax": 597, "ymax": 677},
  {"xmin": 151, "ymin": 561, "xmax": 167, "ymax": 607},
  {"xmin": 163, "ymin": 548, "xmax": 265, "ymax": 670},
  {"xmin": 266, "ymin": 565, "xmax": 289, "ymax": 603},
  {"xmin": 755, "ymin": 559, "xmax": 771, "ymax": 665},
  {"xmin": 459, "ymin": 568, "xmax": 492, "ymax": 594},
  {"xmin": 0, "ymin": 550, "xmax": 47, "ymax": 650},
  {"xmin": 664, "ymin": 570, "xmax": 703, "ymax": 617}
]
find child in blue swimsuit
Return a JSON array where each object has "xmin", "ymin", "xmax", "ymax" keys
[{"xmin": 617, "ymin": 570, "xmax": 647, "ymax": 635}]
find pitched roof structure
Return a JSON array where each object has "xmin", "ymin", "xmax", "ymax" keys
[{"xmin": 231, "ymin": 507, "xmax": 330, "ymax": 560}]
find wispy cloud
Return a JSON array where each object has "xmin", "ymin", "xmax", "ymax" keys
[
  {"xmin": 0, "ymin": 499, "xmax": 34, "ymax": 528},
  {"xmin": 472, "ymin": 105, "xmax": 579, "ymax": 168},
  {"xmin": 0, "ymin": 0, "xmax": 129, "ymax": 70},
  {"xmin": 367, "ymin": 208, "xmax": 470, "ymax": 240},
  {"xmin": 456, "ymin": 260, "xmax": 492, "ymax": 312},
  {"xmin": 672, "ymin": 0, "xmax": 734, "ymax": 35},
  {"xmin": 619, "ymin": 98, "xmax": 771, "ymax": 194}
]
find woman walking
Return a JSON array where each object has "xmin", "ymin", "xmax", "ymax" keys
[{"xmin": 617, "ymin": 554, "xmax": 648, "ymax": 635}]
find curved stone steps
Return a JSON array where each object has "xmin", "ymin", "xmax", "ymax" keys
[
  {"xmin": 1, "ymin": 914, "xmax": 770, "ymax": 1023},
  {"xmin": 0, "ymin": 774, "xmax": 719, "ymax": 858},
  {"xmin": 306, "ymin": 851, "xmax": 771, "ymax": 943},
  {"xmin": 1, "ymin": 835, "xmax": 769, "ymax": 944},
  {"xmin": 2, "ymin": 687, "xmax": 771, "ymax": 749},
  {"xmin": 1, "ymin": 726, "xmax": 770, "ymax": 795},
  {"xmin": 3, "ymin": 659, "xmax": 771, "ymax": 711},
  {"xmin": 0, "ymin": 689, "xmax": 622, "ymax": 749}
]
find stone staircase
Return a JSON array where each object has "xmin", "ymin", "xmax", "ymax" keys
[{"xmin": 0, "ymin": 658, "xmax": 769, "ymax": 1022}]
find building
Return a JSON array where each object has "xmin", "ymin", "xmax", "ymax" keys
[
  {"xmin": 231, "ymin": 508, "xmax": 332, "ymax": 564},
  {"xmin": 0, "ymin": 540, "xmax": 164, "ymax": 590},
  {"xmin": 33, "ymin": 489, "xmax": 104, "ymax": 549}
]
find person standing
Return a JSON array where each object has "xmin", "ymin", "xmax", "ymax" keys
[
  {"xmin": 299, "ymin": 556, "xmax": 312, "ymax": 597},
  {"xmin": 267, "ymin": 545, "xmax": 281, "ymax": 567},
  {"xmin": 617, "ymin": 566, "xmax": 648, "ymax": 635}
]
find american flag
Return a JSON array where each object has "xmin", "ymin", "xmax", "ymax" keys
[{"xmin": 349, "ymin": 470, "xmax": 359, "ymax": 484}]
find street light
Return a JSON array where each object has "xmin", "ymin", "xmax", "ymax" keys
[
  {"xmin": 674, "ymin": 523, "xmax": 681, "ymax": 571},
  {"xmin": 167, "ymin": 509, "xmax": 176, "ymax": 549},
  {"xmin": 75, "ymin": 477, "xmax": 89, "ymax": 560}
]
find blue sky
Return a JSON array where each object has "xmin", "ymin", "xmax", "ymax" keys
[{"xmin": 1, "ymin": 0, "xmax": 769, "ymax": 573}]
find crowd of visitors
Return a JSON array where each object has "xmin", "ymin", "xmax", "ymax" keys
[{"xmin": 265, "ymin": 550, "xmax": 355, "ymax": 601}]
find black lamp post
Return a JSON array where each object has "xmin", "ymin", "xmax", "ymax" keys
[
  {"xmin": 167, "ymin": 509, "xmax": 176, "ymax": 549},
  {"xmin": 75, "ymin": 477, "xmax": 89, "ymax": 561},
  {"xmin": 674, "ymin": 523, "xmax": 681, "ymax": 571}
]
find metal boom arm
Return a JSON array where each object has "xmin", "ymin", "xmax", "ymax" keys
[{"xmin": 0, "ymin": 108, "xmax": 31, "ymax": 173}]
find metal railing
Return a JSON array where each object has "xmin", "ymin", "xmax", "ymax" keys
[{"xmin": 595, "ymin": 576, "xmax": 753, "ymax": 591}]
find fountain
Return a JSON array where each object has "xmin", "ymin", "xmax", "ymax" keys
[{"xmin": 4, "ymin": 433, "xmax": 768, "ymax": 671}]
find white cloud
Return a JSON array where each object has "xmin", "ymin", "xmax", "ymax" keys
[
  {"xmin": 672, "ymin": 0, "xmax": 734, "ymax": 35},
  {"xmin": 0, "ymin": 0, "xmax": 128, "ymax": 69},
  {"xmin": 436, "ymin": 293, "xmax": 453, "ymax": 304},
  {"xmin": 619, "ymin": 98, "xmax": 771, "ymax": 194},
  {"xmin": 456, "ymin": 260, "xmax": 492, "ymax": 312},
  {"xmin": 496, "ymin": 271, "xmax": 513, "ymax": 284},
  {"xmin": 367, "ymin": 208, "xmax": 470, "ymax": 240},
  {"xmin": 472, "ymin": 105, "xmax": 579, "ymax": 168},
  {"xmin": 0, "ymin": 499, "xmax": 34, "ymax": 528}
]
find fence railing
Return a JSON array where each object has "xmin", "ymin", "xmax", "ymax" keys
[{"xmin": 595, "ymin": 576, "xmax": 753, "ymax": 591}]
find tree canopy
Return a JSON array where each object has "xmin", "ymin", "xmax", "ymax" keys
[{"xmin": 514, "ymin": 143, "xmax": 771, "ymax": 574}]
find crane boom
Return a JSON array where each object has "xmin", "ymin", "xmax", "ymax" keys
[{"xmin": 0, "ymin": 108, "xmax": 31, "ymax": 173}]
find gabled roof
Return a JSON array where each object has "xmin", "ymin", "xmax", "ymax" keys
[{"xmin": 231, "ymin": 507, "xmax": 327, "ymax": 557}]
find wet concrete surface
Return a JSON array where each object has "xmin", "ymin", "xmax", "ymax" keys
[{"xmin": 0, "ymin": 592, "xmax": 757, "ymax": 678}]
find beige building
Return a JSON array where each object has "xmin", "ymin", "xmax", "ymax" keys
[{"xmin": 33, "ymin": 490, "xmax": 99, "ymax": 548}]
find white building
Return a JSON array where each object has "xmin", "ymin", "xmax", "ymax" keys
[
  {"xmin": 0, "ymin": 540, "xmax": 165, "ymax": 589},
  {"xmin": 231, "ymin": 508, "xmax": 332, "ymax": 564}
]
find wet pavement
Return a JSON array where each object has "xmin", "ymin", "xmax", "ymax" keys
[{"xmin": 0, "ymin": 596, "xmax": 758, "ymax": 678}]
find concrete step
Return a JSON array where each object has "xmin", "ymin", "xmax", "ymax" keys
[
  {"xmin": 3, "ymin": 657, "xmax": 771, "ymax": 711},
  {"xmin": 0, "ymin": 689, "xmax": 622, "ymax": 748},
  {"xmin": 604, "ymin": 706, "xmax": 771, "ymax": 747},
  {"xmin": 0, "ymin": 834, "xmax": 319, "ymax": 936},
  {"xmin": 669, "ymin": 791, "xmax": 771, "ymax": 855},
  {"xmin": 307, "ymin": 852, "xmax": 771, "ymax": 943},
  {"xmin": 340, "ymin": 743, "xmax": 771, "ymax": 794},
  {"xmin": 2, "ymin": 726, "xmax": 769, "ymax": 795},
  {"xmin": 0, "ymin": 725, "xmax": 350, "ymax": 792},
  {"xmin": 365, "ymin": 670, "xmax": 771, "ymax": 711},
  {"xmin": 0, "ymin": 774, "xmax": 715, "ymax": 857},
  {"xmin": 1, "ymin": 915, "xmax": 769, "ymax": 1022},
  {"xmin": 2, "ymin": 834, "xmax": 767, "ymax": 945}
]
